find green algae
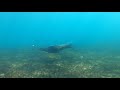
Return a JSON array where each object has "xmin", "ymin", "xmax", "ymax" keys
[{"xmin": 0, "ymin": 48, "xmax": 120, "ymax": 78}]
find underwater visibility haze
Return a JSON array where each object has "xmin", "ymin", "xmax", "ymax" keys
[{"xmin": 0, "ymin": 12, "xmax": 120, "ymax": 78}]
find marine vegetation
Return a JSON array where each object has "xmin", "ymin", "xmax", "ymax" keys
[{"xmin": 0, "ymin": 47, "xmax": 120, "ymax": 78}]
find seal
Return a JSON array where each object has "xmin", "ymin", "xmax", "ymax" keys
[{"xmin": 40, "ymin": 43, "xmax": 72, "ymax": 53}]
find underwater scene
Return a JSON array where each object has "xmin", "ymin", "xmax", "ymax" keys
[{"xmin": 0, "ymin": 12, "xmax": 120, "ymax": 78}]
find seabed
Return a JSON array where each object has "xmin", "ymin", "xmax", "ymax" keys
[{"xmin": 0, "ymin": 48, "xmax": 120, "ymax": 78}]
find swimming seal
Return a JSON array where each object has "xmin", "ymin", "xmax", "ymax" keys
[{"xmin": 40, "ymin": 43, "xmax": 72, "ymax": 53}]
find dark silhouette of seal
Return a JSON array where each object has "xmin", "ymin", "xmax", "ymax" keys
[{"xmin": 40, "ymin": 43, "xmax": 72, "ymax": 53}]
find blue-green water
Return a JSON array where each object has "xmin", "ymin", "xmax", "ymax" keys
[{"xmin": 0, "ymin": 12, "xmax": 120, "ymax": 78}]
